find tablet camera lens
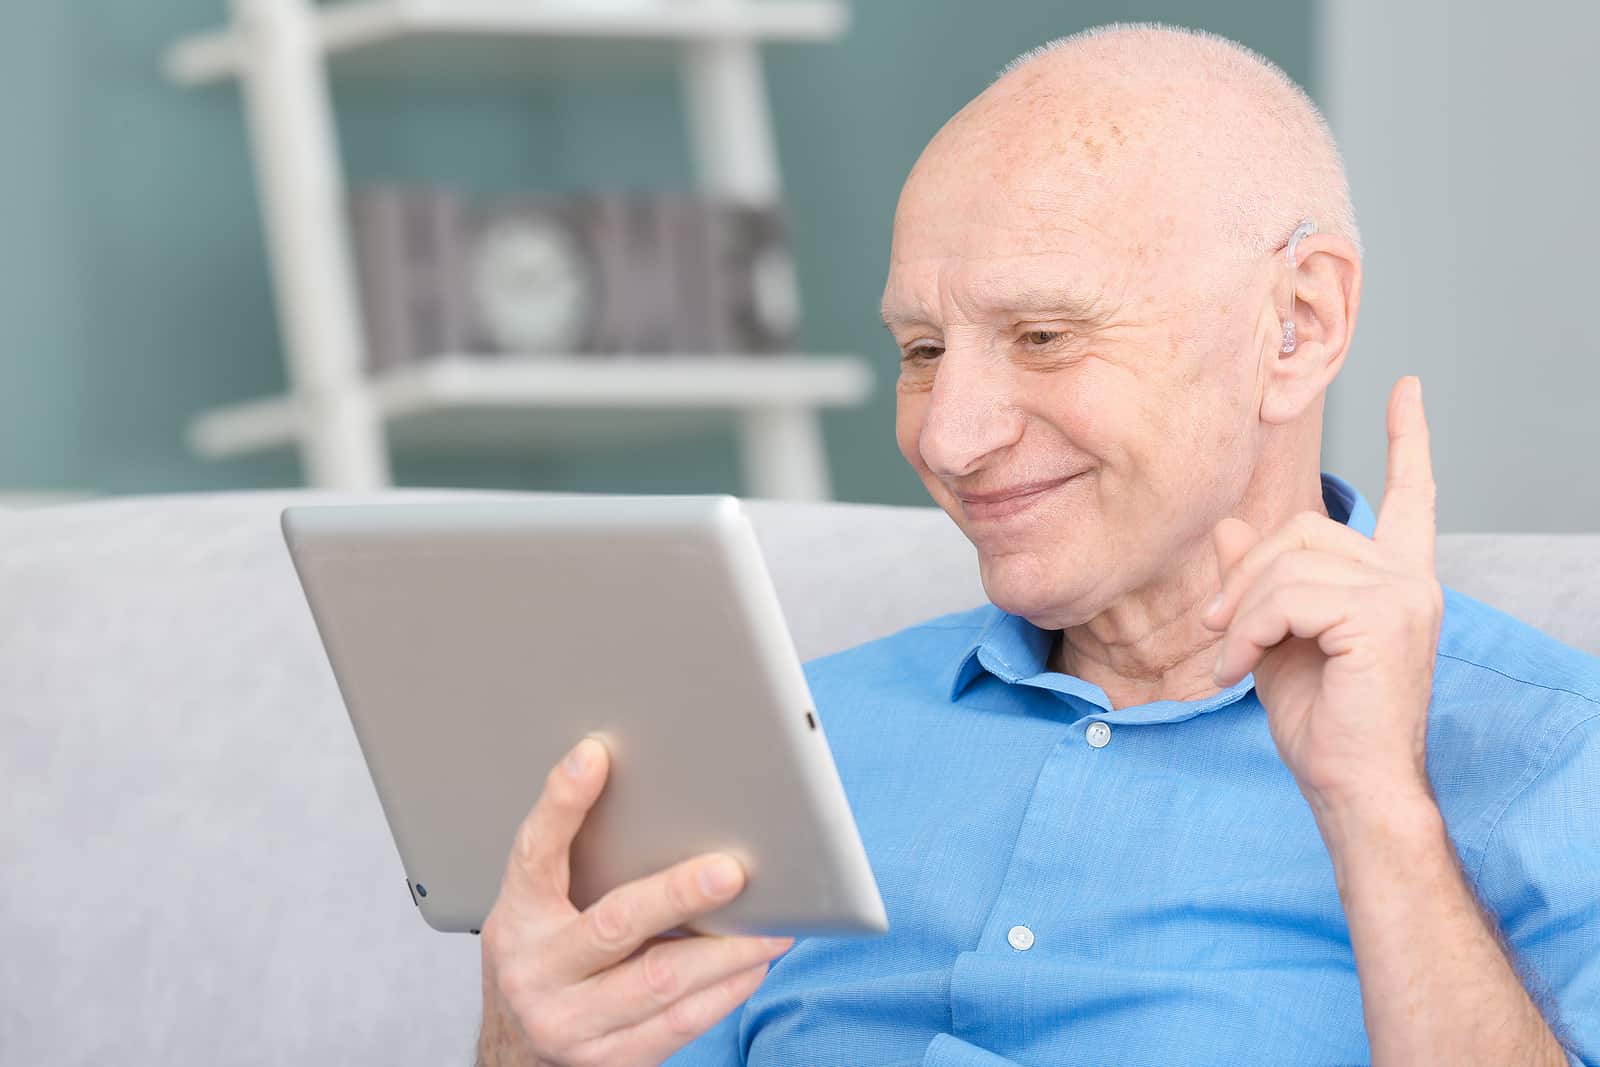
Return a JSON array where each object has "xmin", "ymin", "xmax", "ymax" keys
[{"xmin": 416, "ymin": 883, "xmax": 428, "ymax": 898}]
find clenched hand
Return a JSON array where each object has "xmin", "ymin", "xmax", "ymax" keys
[{"xmin": 1203, "ymin": 376, "xmax": 1443, "ymax": 818}]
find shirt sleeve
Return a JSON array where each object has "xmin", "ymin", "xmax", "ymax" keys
[
  {"xmin": 660, "ymin": 1008, "xmax": 743, "ymax": 1067},
  {"xmin": 1472, "ymin": 709, "xmax": 1600, "ymax": 1066}
]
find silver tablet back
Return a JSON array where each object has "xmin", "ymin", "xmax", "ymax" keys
[{"xmin": 281, "ymin": 495, "xmax": 887, "ymax": 937}]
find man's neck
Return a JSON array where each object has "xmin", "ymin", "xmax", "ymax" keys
[{"xmin": 1047, "ymin": 473, "xmax": 1330, "ymax": 710}]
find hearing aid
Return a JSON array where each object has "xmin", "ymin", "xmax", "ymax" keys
[{"xmin": 1280, "ymin": 218, "xmax": 1317, "ymax": 353}]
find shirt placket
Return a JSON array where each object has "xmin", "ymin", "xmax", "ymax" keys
[{"xmin": 947, "ymin": 707, "xmax": 1106, "ymax": 1049}]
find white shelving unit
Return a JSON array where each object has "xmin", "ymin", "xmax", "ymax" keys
[{"xmin": 163, "ymin": 0, "xmax": 869, "ymax": 499}]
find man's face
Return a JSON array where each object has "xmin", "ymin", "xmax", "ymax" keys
[{"xmin": 882, "ymin": 111, "xmax": 1268, "ymax": 629}]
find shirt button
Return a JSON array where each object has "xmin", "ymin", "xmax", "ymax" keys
[
  {"xmin": 1085, "ymin": 720, "xmax": 1112, "ymax": 748},
  {"xmin": 1007, "ymin": 925, "xmax": 1035, "ymax": 951}
]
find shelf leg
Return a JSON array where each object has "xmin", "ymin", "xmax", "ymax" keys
[
  {"xmin": 678, "ymin": 7, "xmax": 782, "ymax": 204},
  {"xmin": 683, "ymin": 5, "xmax": 837, "ymax": 501},
  {"xmin": 738, "ymin": 406, "xmax": 832, "ymax": 501},
  {"xmin": 231, "ymin": 0, "xmax": 389, "ymax": 489}
]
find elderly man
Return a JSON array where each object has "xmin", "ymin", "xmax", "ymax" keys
[{"xmin": 476, "ymin": 24, "xmax": 1598, "ymax": 1067}]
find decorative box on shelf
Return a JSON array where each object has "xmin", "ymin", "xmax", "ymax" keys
[{"xmin": 349, "ymin": 186, "xmax": 800, "ymax": 371}]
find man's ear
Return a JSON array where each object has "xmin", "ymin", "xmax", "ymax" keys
[{"xmin": 1260, "ymin": 233, "xmax": 1362, "ymax": 425}]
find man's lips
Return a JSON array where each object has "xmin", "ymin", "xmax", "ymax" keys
[{"xmin": 956, "ymin": 473, "xmax": 1080, "ymax": 521}]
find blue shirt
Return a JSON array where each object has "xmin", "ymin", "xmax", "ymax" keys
[{"xmin": 669, "ymin": 474, "xmax": 1600, "ymax": 1066}]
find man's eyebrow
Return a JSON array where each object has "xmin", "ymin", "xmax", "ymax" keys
[{"xmin": 879, "ymin": 305, "xmax": 925, "ymax": 329}]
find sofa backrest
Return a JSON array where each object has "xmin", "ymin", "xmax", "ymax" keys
[{"xmin": 1, "ymin": 490, "xmax": 1595, "ymax": 1064}]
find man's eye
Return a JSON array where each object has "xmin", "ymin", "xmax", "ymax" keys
[
  {"xmin": 902, "ymin": 344, "xmax": 944, "ymax": 362},
  {"xmin": 1022, "ymin": 330, "xmax": 1066, "ymax": 346}
]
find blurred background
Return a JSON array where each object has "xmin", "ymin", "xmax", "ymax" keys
[{"xmin": 1, "ymin": 0, "xmax": 1594, "ymax": 530}]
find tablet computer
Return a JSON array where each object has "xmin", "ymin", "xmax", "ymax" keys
[{"xmin": 280, "ymin": 494, "xmax": 887, "ymax": 938}]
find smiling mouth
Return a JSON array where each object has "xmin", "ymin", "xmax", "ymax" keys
[{"xmin": 957, "ymin": 473, "xmax": 1081, "ymax": 522}]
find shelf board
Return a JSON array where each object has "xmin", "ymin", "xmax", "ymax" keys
[
  {"xmin": 166, "ymin": 0, "xmax": 850, "ymax": 86},
  {"xmin": 189, "ymin": 354, "xmax": 875, "ymax": 459}
]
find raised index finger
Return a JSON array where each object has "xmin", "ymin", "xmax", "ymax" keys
[{"xmin": 1373, "ymin": 375, "xmax": 1437, "ymax": 571}]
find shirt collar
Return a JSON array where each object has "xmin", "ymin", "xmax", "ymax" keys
[{"xmin": 945, "ymin": 472, "xmax": 1375, "ymax": 705}]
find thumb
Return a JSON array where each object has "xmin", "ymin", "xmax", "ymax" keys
[{"xmin": 1212, "ymin": 516, "xmax": 1262, "ymax": 580}]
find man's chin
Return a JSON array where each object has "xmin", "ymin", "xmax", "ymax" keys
[{"xmin": 976, "ymin": 552, "xmax": 1096, "ymax": 628}]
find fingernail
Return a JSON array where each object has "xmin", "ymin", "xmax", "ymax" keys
[
  {"xmin": 562, "ymin": 740, "xmax": 590, "ymax": 779},
  {"xmin": 1203, "ymin": 593, "xmax": 1224, "ymax": 618},
  {"xmin": 764, "ymin": 936, "xmax": 794, "ymax": 953},
  {"xmin": 698, "ymin": 856, "xmax": 743, "ymax": 897},
  {"xmin": 1212, "ymin": 650, "xmax": 1227, "ymax": 682}
]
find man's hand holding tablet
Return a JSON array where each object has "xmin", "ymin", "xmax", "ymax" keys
[{"xmin": 477, "ymin": 738, "xmax": 792, "ymax": 1066}]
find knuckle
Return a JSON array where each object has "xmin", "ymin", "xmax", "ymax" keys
[
  {"xmin": 510, "ymin": 818, "xmax": 545, "ymax": 873},
  {"xmin": 494, "ymin": 953, "xmax": 544, "ymax": 1013},
  {"xmin": 588, "ymin": 892, "xmax": 636, "ymax": 951},
  {"xmin": 666, "ymin": 867, "xmax": 701, "ymax": 914},
  {"xmin": 520, "ymin": 1003, "xmax": 575, "ymax": 1055},
  {"xmin": 1409, "ymin": 577, "xmax": 1444, "ymax": 617},
  {"xmin": 641, "ymin": 943, "xmax": 682, "ymax": 1004},
  {"xmin": 1267, "ymin": 583, "xmax": 1299, "ymax": 616},
  {"xmin": 663, "ymin": 992, "xmax": 706, "ymax": 1039},
  {"xmin": 480, "ymin": 913, "xmax": 518, "ymax": 966},
  {"xmin": 1230, "ymin": 588, "xmax": 1267, "ymax": 626}
]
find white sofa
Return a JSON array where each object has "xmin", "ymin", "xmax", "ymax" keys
[{"xmin": 3, "ymin": 490, "xmax": 1597, "ymax": 1064}]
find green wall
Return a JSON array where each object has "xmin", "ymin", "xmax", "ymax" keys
[{"xmin": 0, "ymin": 0, "xmax": 1312, "ymax": 503}]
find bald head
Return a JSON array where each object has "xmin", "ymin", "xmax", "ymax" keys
[{"xmin": 909, "ymin": 22, "xmax": 1358, "ymax": 266}]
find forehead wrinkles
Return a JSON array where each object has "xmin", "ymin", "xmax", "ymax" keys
[
  {"xmin": 880, "ymin": 248, "xmax": 1129, "ymax": 336},
  {"xmin": 935, "ymin": 253, "xmax": 1100, "ymax": 324},
  {"xmin": 886, "ymin": 192, "xmax": 1161, "ymax": 326}
]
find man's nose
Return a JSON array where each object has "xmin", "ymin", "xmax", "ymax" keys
[{"xmin": 917, "ymin": 347, "xmax": 1025, "ymax": 478}]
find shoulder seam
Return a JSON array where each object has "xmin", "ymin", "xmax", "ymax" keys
[
  {"xmin": 1467, "ymin": 707, "xmax": 1600, "ymax": 893},
  {"xmin": 1436, "ymin": 650, "xmax": 1600, "ymax": 710}
]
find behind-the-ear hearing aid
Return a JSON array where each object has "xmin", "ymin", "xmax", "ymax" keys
[{"xmin": 1280, "ymin": 219, "xmax": 1317, "ymax": 353}]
